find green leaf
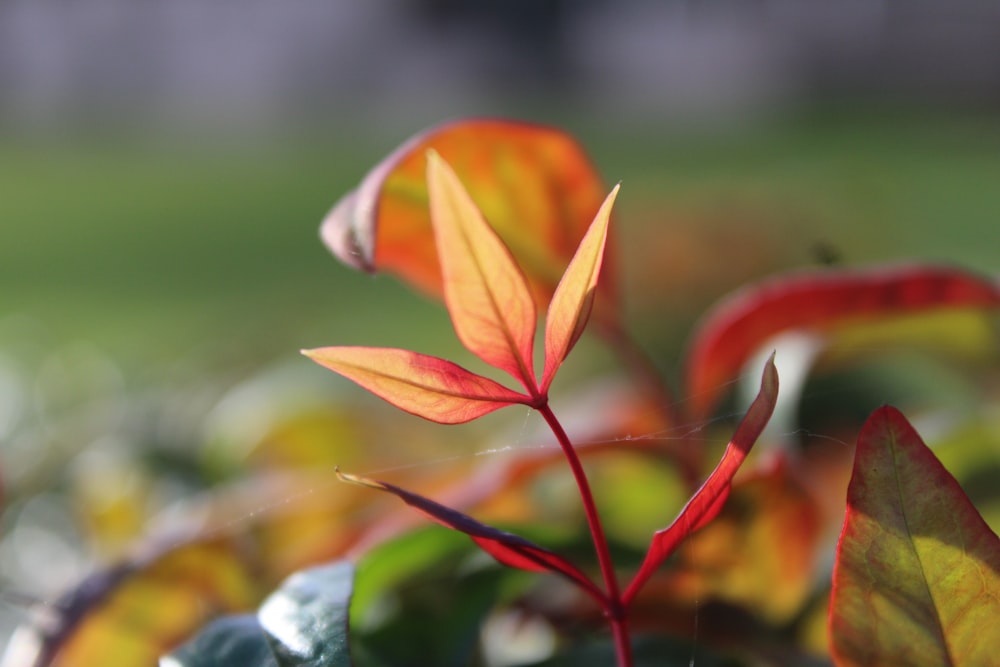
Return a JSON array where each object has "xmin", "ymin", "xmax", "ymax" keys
[
  {"xmin": 829, "ymin": 406, "xmax": 1000, "ymax": 666},
  {"xmin": 258, "ymin": 561, "xmax": 355, "ymax": 667},
  {"xmin": 160, "ymin": 615, "xmax": 278, "ymax": 667}
]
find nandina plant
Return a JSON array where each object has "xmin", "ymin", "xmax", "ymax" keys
[
  {"xmin": 11, "ymin": 119, "xmax": 999, "ymax": 667},
  {"xmin": 303, "ymin": 150, "xmax": 779, "ymax": 666}
]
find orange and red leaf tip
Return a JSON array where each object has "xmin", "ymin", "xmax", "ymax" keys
[
  {"xmin": 425, "ymin": 150, "xmax": 539, "ymax": 394},
  {"xmin": 303, "ymin": 346, "xmax": 530, "ymax": 424},
  {"xmin": 541, "ymin": 183, "xmax": 620, "ymax": 393}
]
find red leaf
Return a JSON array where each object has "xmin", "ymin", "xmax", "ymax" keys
[
  {"xmin": 541, "ymin": 184, "xmax": 619, "ymax": 394},
  {"xmin": 685, "ymin": 265, "xmax": 1000, "ymax": 420},
  {"xmin": 426, "ymin": 150, "xmax": 539, "ymax": 391},
  {"xmin": 829, "ymin": 406, "xmax": 1000, "ymax": 667},
  {"xmin": 302, "ymin": 346, "xmax": 529, "ymax": 424},
  {"xmin": 336, "ymin": 470, "xmax": 608, "ymax": 607},
  {"xmin": 623, "ymin": 354, "xmax": 779, "ymax": 605}
]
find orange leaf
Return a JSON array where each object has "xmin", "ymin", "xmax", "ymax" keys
[
  {"xmin": 302, "ymin": 346, "xmax": 529, "ymax": 424},
  {"xmin": 541, "ymin": 184, "xmax": 619, "ymax": 394},
  {"xmin": 829, "ymin": 406, "xmax": 1000, "ymax": 666},
  {"xmin": 320, "ymin": 119, "xmax": 616, "ymax": 319},
  {"xmin": 426, "ymin": 151, "xmax": 538, "ymax": 392}
]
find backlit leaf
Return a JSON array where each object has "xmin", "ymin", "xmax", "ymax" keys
[
  {"xmin": 685, "ymin": 265, "xmax": 1000, "ymax": 420},
  {"xmin": 829, "ymin": 406, "xmax": 1000, "ymax": 667},
  {"xmin": 638, "ymin": 457, "xmax": 822, "ymax": 624},
  {"xmin": 623, "ymin": 354, "xmax": 778, "ymax": 604},
  {"xmin": 542, "ymin": 184, "xmax": 619, "ymax": 393},
  {"xmin": 336, "ymin": 470, "xmax": 607, "ymax": 607},
  {"xmin": 426, "ymin": 151, "xmax": 538, "ymax": 391},
  {"xmin": 302, "ymin": 346, "xmax": 529, "ymax": 424},
  {"xmin": 320, "ymin": 119, "xmax": 614, "ymax": 316}
]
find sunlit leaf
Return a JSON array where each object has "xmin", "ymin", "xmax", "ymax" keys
[
  {"xmin": 623, "ymin": 354, "xmax": 778, "ymax": 604},
  {"xmin": 541, "ymin": 184, "xmax": 619, "ymax": 393},
  {"xmin": 258, "ymin": 561, "xmax": 354, "ymax": 667},
  {"xmin": 160, "ymin": 615, "xmax": 276, "ymax": 667},
  {"xmin": 829, "ymin": 406, "xmax": 1000, "ymax": 667},
  {"xmin": 425, "ymin": 151, "xmax": 538, "ymax": 391},
  {"xmin": 685, "ymin": 265, "xmax": 1000, "ymax": 419},
  {"xmin": 336, "ymin": 470, "xmax": 607, "ymax": 607},
  {"xmin": 320, "ymin": 119, "xmax": 615, "ymax": 318},
  {"xmin": 302, "ymin": 346, "xmax": 529, "ymax": 424},
  {"xmin": 640, "ymin": 457, "xmax": 822, "ymax": 624}
]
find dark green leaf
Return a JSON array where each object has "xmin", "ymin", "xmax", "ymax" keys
[
  {"xmin": 258, "ymin": 561, "xmax": 355, "ymax": 667},
  {"xmin": 160, "ymin": 615, "xmax": 277, "ymax": 667}
]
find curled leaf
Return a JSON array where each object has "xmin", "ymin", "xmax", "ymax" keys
[
  {"xmin": 320, "ymin": 119, "xmax": 616, "ymax": 317},
  {"xmin": 542, "ymin": 184, "xmax": 619, "ymax": 393},
  {"xmin": 337, "ymin": 470, "xmax": 608, "ymax": 607},
  {"xmin": 829, "ymin": 406, "xmax": 1000, "ymax": 667},
  {"xmin": 426, "ymin": 151, "xmax": 538, "ymax": 391},
  {"xmin": 685, "ymin": 264, "xmax": 1000, "ymax": 420},
  {"xmin": 623, "ymin": 354, "xmax": 778, "ymax": 605},
  {"xmin": 302, "ymin": 347, "xmax": 529, "ymax": 424}
]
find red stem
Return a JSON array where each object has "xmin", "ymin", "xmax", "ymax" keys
[{"xmin": 538, "ymin": 403, "xmax": 633, "ymax": 667}]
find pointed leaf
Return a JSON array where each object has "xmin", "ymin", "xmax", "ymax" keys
[
  {"xmin": 541, "ymin": 184, "xmax": 619, "ymax": 393},
  {"xmin": 319, "ymin": 119, "xmax": 616, "ymax": 319},
  {"xmin": 337, "ymin": 470, "xmax": 607, "ymax": 607},
  {"xmin": 303, "ymin": 347, "xmax": 529, "ymax": 424},
  {"xmin": 426, "ymin": 151, "xmax": 538, "ymax": 390},
  {"xmin": 623, "ymin": 354, "xmax": 778, "ymax": 604},
  {"xmin": 828, "ymin": 406, "xmax": 1000, "ymax": 667},
  {"xmin": 258, "ymin": 561, "xmax": 355, "ymax": 667},
  {"xmin": 685, "ymin": 265, "xmax": 1000, "ymax": 420},
  {"xmin": 640, "ymin": 457, "xmax": 823, "ymax": 624}
]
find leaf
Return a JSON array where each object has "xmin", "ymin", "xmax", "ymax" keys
[
  {"xmin": 623, "ymin": 354, "xmax": 779, "ymax": 604},
  {"xmin": 685, "ymin": 264, "xmax": 1000, "ymax": 420},
  {"xmin": 828, "ymin": 406, "xmax": 1000, "ymax": 667},
  {"xmin": 302, "ymin": 347, "xmax": 529, "ymax": 424},
  {"xmin": 21, "ymin": 537, "xmax": 263, "ymax": 667},
  {"xmin": 160, "ymin": 615, "xmax": 277, "ymax": 667},
  {"xmin": 336, "ymin": 470, "xmax": 608, "ymax": 607},
  {"xmin": 541, "ymin": 184, "xmax": 619, "ymax": 393},
  {"xmin": 639, "ymin": 457, "xmax": 823, "ymax": 624},
  {"xmin": 320, "ymin": 119, "xmax": 615, "ymax": 317},
  {"xmin": 426, "ymin": 151, "xmax": 538, "ymax": 391},
  {"xmin": 258, "ymin": 561, "xmax": 355, "ymax": 667}
]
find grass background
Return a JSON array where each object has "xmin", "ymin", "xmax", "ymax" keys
[{"xmin": 4, "ymin": 109, "xmax": 999, "ymax": 379}]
